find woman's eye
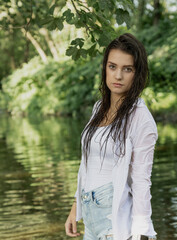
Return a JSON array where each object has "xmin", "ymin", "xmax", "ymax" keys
[
  {"xmin": 109, "ymin": 64, "xmax": 116, "ymax": 70},
  {"xmin": 123, "ymin": 67, "xmax": 133, "ymax": 72}
]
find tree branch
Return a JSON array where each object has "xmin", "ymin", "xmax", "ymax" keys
[
  {"xmin": 77, "ymin": 0, "xmax": 90, "ymax": 11},
  {"xmin": 70, "ymin": 0, "xmax": 91, "ymax": 36},
  {"xmin": 25, "ymin": 0, "xmax": 33, "ymax": 31},
  {"xmin": 21, "ymin": 28, "xmax": 48, "ymax": 63}
]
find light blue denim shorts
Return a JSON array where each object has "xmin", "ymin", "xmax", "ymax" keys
[{"xmin": 81, "ymin": 182, "xmax": 114, "ymax": 240}]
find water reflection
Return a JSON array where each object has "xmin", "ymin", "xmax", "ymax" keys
[
  {"xmin": 152, "ymin": 124, "xmax": 177, "ymax": 240},
  {"xmin": 0, "ymin": 116, "xmax": 176, "ymax": 240}
]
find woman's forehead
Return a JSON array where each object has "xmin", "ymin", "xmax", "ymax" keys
[{"xmin": 107, "ymin": 49, "xmax": 134, "ymax": 66}]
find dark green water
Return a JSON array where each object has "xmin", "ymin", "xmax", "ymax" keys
[{"xmin": 0, "ymin": 116, "xmax": 176, "ymax": 240}]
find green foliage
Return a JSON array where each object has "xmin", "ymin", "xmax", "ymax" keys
[
  {"xmin": 63, "ymin": 9, "xmax": 75, "ymax": 24},
  {"xmin": 136, "ymin": 12, "xmax": 177, "ymax": 92},
  {"xmin": 0, "ymin": 56, "xmax": 101, "ymax": 116},
  {"xmin": 116, "ymin": 9, "xmax": 131, "ymax": 28},
  {"xmin": 40, "ymin": 16, "xmax": 64, "ymax": 31},
  {"xmin": 0, "ymin": 0, "xmax": 134, "ymax": 81},
  {"xmin": 0, "ymin": 0, "xmax": 135, "ymax": 60},
  {"xmin": 39, "ymin": 0, "xmax": 135, "ymax": 59},
  {"xmin": 1, "ymin": 0, "xmax": 177, "ymax": 118}
]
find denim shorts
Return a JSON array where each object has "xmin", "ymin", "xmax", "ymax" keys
[{"xmin": 81, "ymin": 182, "xmax": 114, "ymax": 240}]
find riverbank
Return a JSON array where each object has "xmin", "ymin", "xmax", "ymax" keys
[
  {"xmin": 0, "ymin": 83, "xmax": 177, "ymax": 123},
  {"xmin": 0, "ymin": 107, "xmax": 177, "ymax": 125}
]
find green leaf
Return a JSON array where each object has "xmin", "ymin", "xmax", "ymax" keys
[
  {"xmin": 72, "ymin": 49, "xmax": 80, "ymax": 60},
  {"xmin": 71, "ymin": 38, "xmax": 84, "ymax": 48},
  {"xmin": 56, "ymin": 18, "xmax": 64, "ymax": 31},
  {"xmin": 75, "ymin": 18, "xmax": 85, "ymax": 28},
  {"xmin": 49, "ymin": 4, "xmax": 56, "ymax": 15},
  {"xmin": 115, "ymin": 9, "xmax": 131, "ymax": 28},
  {"xmin": 66, "ymin": 46, "xmax": 76, "ymax": 56},
  {"xmin": 63, "ymin": 9, "xmax": 74, "ymax": 23},
  {"xmin": 80, "ymin": 10, "xmax": 87, "ymax": 23},
  {"xmin": 98, "ymin": 32, "xmax": 111, "ymax": 47},
  {"xmin": 40, "ymin": 16, "xmax": 53, "ymax": 26},
  {"xmin": 80, "ymin": 49, "xmax": 87, "ymax": 58},
  {"xmin": 47, "ymin": 21, "xmax": 56, "ymax": 30},
  {"xmin": 88, "ymin": 43, "xmax": 97, "ymax": 57},
  {"xmin": 86, "ymin": 11, "xmax": 97, "ymax": 23},
  {"xmin": 119, "ymin": 0, "xmax": 135, "ymax": 12},
  {"xmin": 94, "ymin": 12, "xmax": 110, "ymax": 27},
  {"xmin": 44, "ymin": 17, "xmax": 64, "ymax": 31},
  {"xmin": 66, "ymin": 47, "xmax": 83, "ymax": 60}
]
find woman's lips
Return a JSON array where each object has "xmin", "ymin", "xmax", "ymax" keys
[{"xmin": 112, "ymin": 83, "xmax": 123, "ymax": 87}]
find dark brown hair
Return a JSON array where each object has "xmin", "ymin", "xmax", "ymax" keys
[{"xmin": 81, "ymin": 33, "xmax": 149, "ymax": 165}]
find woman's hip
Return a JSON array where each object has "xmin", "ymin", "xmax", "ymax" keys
[{"xmin": 81, "ymin": 182, "xmax": 114, "ymax": 239}]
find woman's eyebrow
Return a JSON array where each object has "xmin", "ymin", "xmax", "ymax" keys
[
  {"xmin": 107, "ymin": 61, "xmax": 117, "ymax": 65},
  {"xmin": 123, "ymin": 65, "xmax": 134, "ymax": 67},
  {"xmin": 107, "ymin": 61, "xmax": 134, "ymax": 67}
]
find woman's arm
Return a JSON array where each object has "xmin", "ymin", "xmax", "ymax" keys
[
  {"xmin": 65, "ymin": 200, "xmax": 81, "ymax": 237},
  {"xmin": 130, "ymin": 120, "xmax": 158, "ymax": 237}
]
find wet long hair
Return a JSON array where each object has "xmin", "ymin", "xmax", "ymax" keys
[{"xmin": 81, "ymin": 33, "xmax": 149, "ymax": 165}]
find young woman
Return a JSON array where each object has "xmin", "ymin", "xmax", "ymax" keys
[{"xmin": 65, "ymin": 33, "xmax": 158, "ymax": 240}]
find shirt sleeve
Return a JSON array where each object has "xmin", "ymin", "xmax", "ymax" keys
[{"xmin": 130, "ymin": 120, "xmax": 158, "ymax": 236}]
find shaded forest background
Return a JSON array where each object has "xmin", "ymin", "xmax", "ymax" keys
[{"xmin": 0, "ymin": 0, "xmax": 177, "ymax": 121}]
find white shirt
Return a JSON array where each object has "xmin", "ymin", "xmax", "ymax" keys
[
  {"xmin": 75, "ymin": 98, "xmax": 158, "ymax": 240},
  {"xmin": 84, "ymin": 126, "xmax": 114, "ymax": 192}
]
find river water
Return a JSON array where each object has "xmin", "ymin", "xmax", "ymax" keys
[{"xmin": 0, "ymin": 116, "xmax": 176, "ymax": 240}]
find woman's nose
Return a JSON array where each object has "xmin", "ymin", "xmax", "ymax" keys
[{"xmin": 114, "ymin": 68, "xmax": 122, "ymax": 80}]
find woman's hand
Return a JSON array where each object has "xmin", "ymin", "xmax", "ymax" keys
[{"xmin": 65, "ymin": 202, "xmax": 80, "ymax": 237}]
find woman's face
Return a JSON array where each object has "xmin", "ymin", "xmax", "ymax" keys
[{"xmin": 106, "ymin": 49, "xmax": 135, "ymax": 100}]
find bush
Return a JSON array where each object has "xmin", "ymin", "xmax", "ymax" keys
[
  {"xmin": 136, "ymin": 13, "xmax": 177, "ymax": 92},
  {"xmin": 0, "ymin": 55, "xmax": 102, "ymax": 117}
]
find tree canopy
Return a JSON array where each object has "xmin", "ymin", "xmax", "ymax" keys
[
  {"xmin": 0, "ymin": 0, "xmax": 134, "ymax": 63},
  {"xmin": 0, "ymin": 0, "xmax": 177, "ymax": 117}
]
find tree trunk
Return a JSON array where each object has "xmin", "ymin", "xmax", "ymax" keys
[
  {"xmin": 21, "ymin": 28, "xmax": 48, "ymax": 63},
  {"xmin": 10, "ymin": 55, "xmax": 16, "ymax": 70},
  {"xmin": 39, "ymin": 28, "xmax": 59, "ymax": 61},
  {"xmin": 153, "ymin": 0, "xmax": 161, "ymax": 25},
  {"xmin": 9, "ymin": 30, "xmax": 16, "ymax": 70},
  {"xmin": 24, "ymin": 39, "xmax": 30, "ymax": 63},
  {"xmin": 137, "ymin": 0, "xmax": 146, "ymax": 30}
]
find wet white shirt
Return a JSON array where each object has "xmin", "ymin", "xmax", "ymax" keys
[
  {"xmin": 75, "ymin": 98, "xmax": 158, "ymax": 240},
  {"xmin": 84, "ymin": 125, "xmax": 114, "ymax": 192}
]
